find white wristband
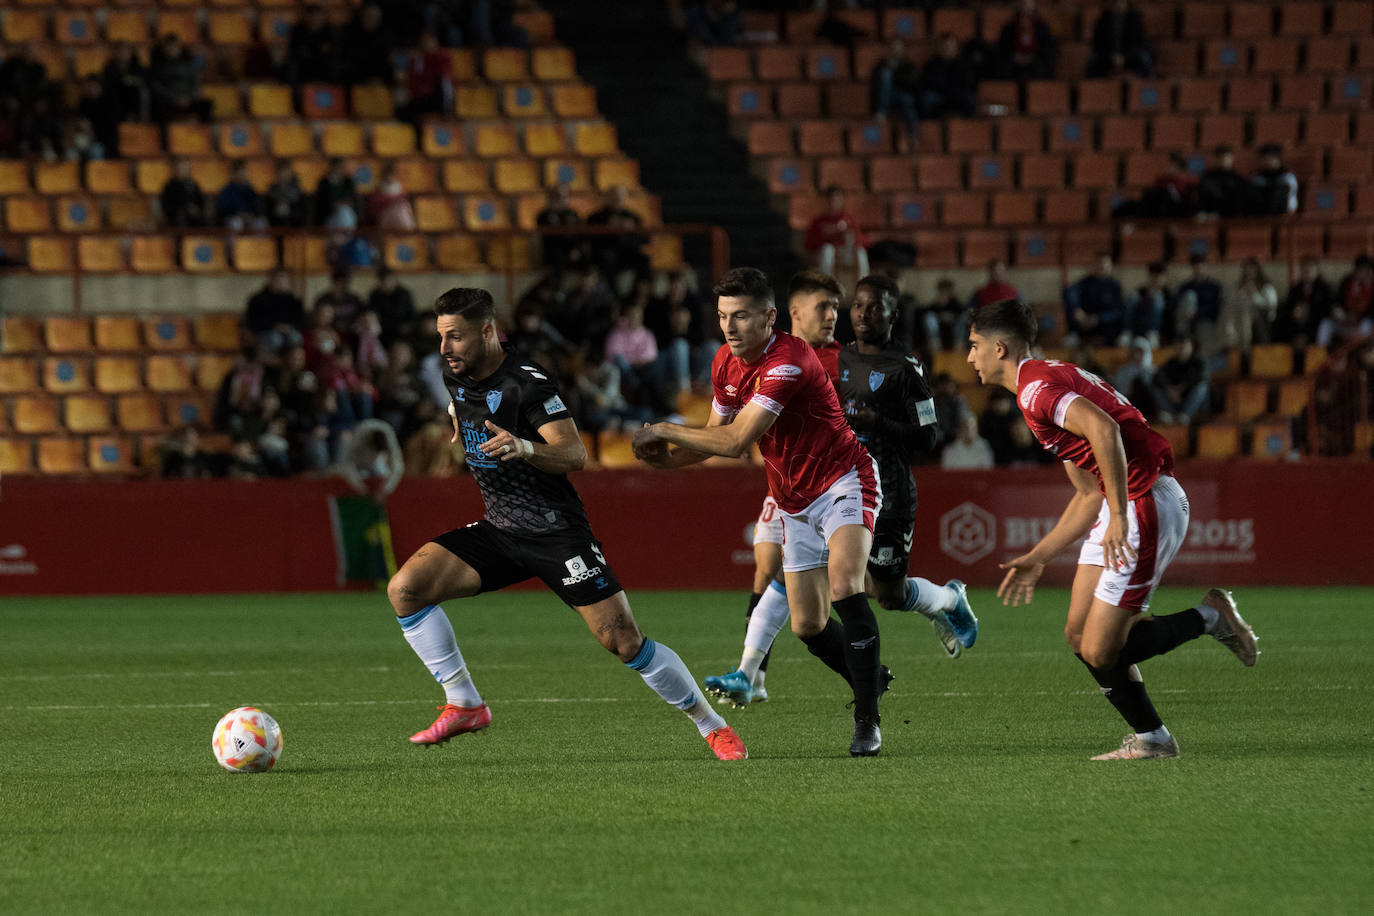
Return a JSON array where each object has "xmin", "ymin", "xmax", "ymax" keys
[{"xmin": 512, "ymin": 437, "xmax": 534, "ymax": 459}]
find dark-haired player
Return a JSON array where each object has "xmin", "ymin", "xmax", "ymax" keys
[
  {"xmin": 966, "ymin": 298, "xmax": 1258, "ymax": 760},
  {"xmin": 634, "ymin": 267, "xmax": 885, "ymax": 756},
  {"xmin": 387, "ymin": 287, "xmax": 746, "ymax": 761},
  {"xmin": 704, "ymin": 274, "xmax": 975, "ymax": 707}
]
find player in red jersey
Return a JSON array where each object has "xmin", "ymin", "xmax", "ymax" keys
[
  {"xmin": 633, "ymin": 267, "xmax": 886, "ymax": 756},
  {"xmin": 966, "ymin": 299, "xmax": 1259, "ymax": 759}
]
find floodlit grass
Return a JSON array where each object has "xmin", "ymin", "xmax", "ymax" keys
[{"xmin": 1, "ymin": 587, "xmax": 1370, "ymax": 914}]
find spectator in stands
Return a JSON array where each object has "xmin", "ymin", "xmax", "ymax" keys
[
  {"xmin": 1087, "ymin": 0, "xmax": 1153, "ymax": 78},
  {"xmin": 1069, "ymin": 343, "xmax": 1109, "ymax": 380},
  {"xmin": 1274, "ymin": 256, "xmax": 1333, "ymax": 347},
  {"xmin": 244, "ymin": 269, "xmax": 307, "ymax": 352},
  {"xmin": 1178, "ymin": 253, "xmax": 1225, "ymax": 359},
  {"xmin": 315, "ymin": 268, "xmax": 366, "ymax": 336},
  {"xmin": 147, "ymin": 33, "xmax": 212, "ymax": 125},
  {"xmin": 354, "ymin": 309, "xmax": 389, "ymax": 380},
  {"xmin": 1117, "ymin": 153, "xmax": 1196, "ymax": 219},
  {"xmin": 509, "ymin": 299, "xmax": 575, "ymax": 371},
  {"xmin": 267, "ymin": 160, "xmax": 307, "ymax": 227},
  {"xmin": 0, "ymin": 46, "xmax": 59, "ymax": 157},
  {"xmin": 216, "ymin": 161, "xmax": 267, "ymax": 232},
  {"xmin": 314, "ymin": 157, "xmax": 360, "ymax": 226},
  {"xmin": 1007, "ymin": 418, "xmax": 1054, "ymax": 466},
  {"xmin": 58, "ymin": 117, "xmax": 104, "ymax": 164},
  {"xmin": 101, "ymin": 43, "xmax": 149, "ymax": 129},
  {"xmin": 1063, "ymin": 253, "xmax": 1126, "ymax": 346},
  {"xmin": 998, "ymin": 0, "xmax": 1057, "ymax": 81},
  {"xmin": 288, "ymin": 3, "xmax": 344, "ymax": 86},
  {"xmin": 650, "ymin": 269, "xmax": 716, "ymax": 389},
  {"xmin": 1151, "ymin": 337, "xmax": 1211, "ymax": 425},
  {"xmin": 367, "ymin": 162, "xmax": 416, "ymax": 230},
  {"xmin": 1319, "ymin": 255, "xmax": 1374, "ymax": 347},
  {"xmin": 918, "ymin": 33, "xmax": 978, "ymax": 120},
  {"xmin": 931, "ymin": 371, "xmax": 969, "ymax": 451},
  {"xmin": 978, "ymin": 389, "xmax": 1020, "ymax": 466},
  {"xmin": 575, "ymin": 350, "xmax": 655, "ymax": 434},
  {"xmin": 1113, "ymin": 337, "xmax": 1157, "ymax": 419},
  {"xmin": 1250, "ymin": 143, "xmax": 1299, "ymax": 216},
  {"xmin": 912, "ymin": 277, "xmax": 966, "ymax": 356},
  {"xmin": 1196, "ymin": 146, "xmax": 1249, "ymax": 219},
  {"xmin": 870, "ymin": 40, "xmax": 920, "ymax": 152},
  {"xmin": 367, "ymin": 267, "xmax": 417, "ymax": 347},
  {"xmin": 1227, "ymin": 257, "xmax": 1278, "ymax": 350},
  {"xmin": 604, "ymin": 299, "xmax": 670, "ymax": 415},
  {"xmin": 537, "ymin": 183, "xmax": 587, "ymax": 271},
  {"xmin": 375, "ymin": 339, "xmax": 424, "ymax": 432},
  {"xmin": 685, "ymin": 1, "xmax": 743, "ymax": 46},
  {"xmin": 587, "ymin": 186, "xmax": 650, "ymax": 283},
  {"xmin": 257, "ymin": 413, "xmax": 294, "ymax": 477},
  {"xmin": 214, "ymin": 346, "xmax": 268, "ymax": 434},
  {"xmin": 1127, "ymin": 261, "xmax": 1174, "ymax": 346},
  {"xmin": 970, "ymin": 259, "xmax": 1022, "ymax": 309},
  {"xmin": 160, "ymin": 427, "xmax": 212, "ymax": 479},
  {"xmin": 942, "ymin": 414, "xmax": 995, "ymax": 469},
  {"xmin": 325, "ymin": 347, "xmax": 376, "ymax": 424},
  {"xmin": 344, "ymin": 3, "xmax": 396, "ymax": 85},
  {"xmin": 555, "ymin": 267, "xmax": 617, "ymax": 351},
  {"xmin": 77, "ymin": 77, "xmax": 120, "ymax": 161},
  {"xmin": 805, "ymin": 185, "xmax": 870, "ymax": 279},
  {"xmin": 160, "ymin": 157, "xmax": 208, "ymax": 227},
  {"xmin": 465, "ymin": 0, "xmax": 530, "ymax": 48},
  {"xmin": 397, "ymin": 31, "xmax": 454, "ymax": 125}
]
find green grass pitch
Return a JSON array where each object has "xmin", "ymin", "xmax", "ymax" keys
[{"xmin": 2, "ymin": 587, "xmax": 1370, "ymax": 914}]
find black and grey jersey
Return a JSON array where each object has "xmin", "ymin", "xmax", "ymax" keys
[
  {"xmin": 836, "ymin": 346, "xmax": 938, "ymax": 517},
  {"xmin": 443, "ymin": 351, "xmax": 589, "ymax": 535}
]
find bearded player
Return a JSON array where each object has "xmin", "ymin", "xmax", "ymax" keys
[
  {"xmin": 633, "ymin": 267, "xmax": 885, "ymax": 756},
  {"xmin": 386, "ymin": 287, "xmax": 746, "ymax": 761},
  {"xmin": 967, "ymin": 298, "xmax": 1258, "ymax": 760},
  {"xmin": 704, "ymin": 274, "xmax": 976, "ymax": 709}
]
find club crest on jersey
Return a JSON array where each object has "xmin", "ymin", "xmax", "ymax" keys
[
  {"xmin": 486, "ymin": 390, "xmax": 503, "ymax": 413},
  {"xmin": 869, "ymin": 370, "xmax": 885, "ymax": 391},
  {"xmin": 765, "ymin": 364, "xmax": 802, "ymax": 380},
  {"xmin": 1019, "ymin": 380, "xmax": 1046, "ymax": 410},
  {"xmin": 840, "ymin": 369, "xmax": 850, "ymax": 382},
  {"xmin": 453, "ymin": 388, "xmax": 465, "ymax": 401}
]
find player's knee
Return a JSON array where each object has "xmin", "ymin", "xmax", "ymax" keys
[
  {"xmin": 791, "ymin": 617, "xmax": 824, "ymax": 639},
  {"xmin": 387, "ymin": 574, "xmax": 430, "ymax": 615},
  {"xmin": 604, "ymin": 631, "xmax": 643, "ymax": 663},
  {"xmin": 1064, "ymin": 627, "xmax": 1082, "ymax": 653},
  {"xmin": 828, "ymin": 581, "xmax": 865, "ymax": 604},
  {"xmin": 1080, "ymin": 645, "xmax": 1119, "ymax": 669}
]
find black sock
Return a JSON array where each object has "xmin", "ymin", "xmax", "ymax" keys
[
  {"xmin": 1118, "ymin": 609, "xmax": 1206, "ymax": 667},
  {"xmin": 832, "ymin": 593, "xmax": 882, "ymax": 719},
  {"xmin": 801, "ymin": 618, "xmax": 851, "ymax": 687},
  {"xmin": 745, "ymin": 592, "xmax": 771, "ymax": 673},
  {"xmin": 1076, "ymin": 654, "xmax": 1164, "ymax": 734}
]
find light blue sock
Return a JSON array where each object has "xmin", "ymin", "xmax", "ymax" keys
[
  {"xmin": 627, "ymin": 638, "xmax": 726, "ymax": 736},
  {"xmin": 398, "ymin": 605, "xmax": 482, "ymax": 707}
]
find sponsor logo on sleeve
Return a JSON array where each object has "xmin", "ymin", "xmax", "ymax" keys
[
  {"xmin": 1019, "ymin": 379, "xmax": 1046, "ymax": 411},
  {"xmin": 915, "ymin": 397, "xmax": 937, "ymax": 426},
  {"xmin": 764, "ymin": 363, "xmax": 802, "ymax": 380},
  {"xmin": 543, "ymin": 395, "xmax": 566, "ymax": 415}
]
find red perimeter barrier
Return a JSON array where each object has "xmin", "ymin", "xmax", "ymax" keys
[{"xmin": 0, "ymin": 463, "xmax": 1364, "ymax": 596}]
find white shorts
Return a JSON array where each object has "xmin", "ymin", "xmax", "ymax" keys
[
  {"xmin": 780, "ymin": 463, "xmax": 882, "ymax": 573},
  {"xmin": 752, "ymin": 495, "xmax": 784, "ymax": 546},
  {"xmin": 1078, "ymin": 474, "xmax": 1190, "ymax": 613}
]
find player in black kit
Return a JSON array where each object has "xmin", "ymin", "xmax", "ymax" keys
[
  {"xmin": 386, "ymin": 287, "xmax": 746, "ymax": 760},
  {"xmin": 838, "ymin": 275, "xmax": 979, "ymax": 654}
]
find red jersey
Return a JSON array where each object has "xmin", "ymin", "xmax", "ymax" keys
[
  {"xmin": 1016, "ymin": 359, "xmax": 1174, "ymax": 500},
  {"xmin": 711, "ymin": 332, "xmax": 872, "ymax": 513},
  {"xmin": 812, "ymin": 339, "xmax": 842, "ymax": 383}
]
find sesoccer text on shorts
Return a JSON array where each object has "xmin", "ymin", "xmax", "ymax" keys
[
  {"xmin": 780, "ymin": 460, "xmax": 882, "ymax": 573},
  {"xmin": 431, "ymin": 519, "xmax": 624, "ymax": 608},
  {"xmin": 753, "ymin": 495, "xmax": 784, "ymax": 546},
  {"xmin": 1078, "ymin": 474, "xmax": 1190, "ymax": 613},
  {"xmin": 867, "ymin": 500, "xmax": 917, "ymax": 582}
]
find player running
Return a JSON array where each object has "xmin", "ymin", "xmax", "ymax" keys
[
  {"xmin": 633, "ymin": 267, "xmax": 886, "ymax": 756},
  {"xmin": 386, "ymin": 287, "xmax": 746, "ymax": 761},
  {"xmin": 967, "ymin": 299, "xmax": 1259, "ymax": 760},
  {"xmin": 705, "ymin": 274, "xmax": 976, "ymax": 709}
]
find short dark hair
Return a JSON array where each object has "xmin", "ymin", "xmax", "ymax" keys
[
  {"xmin": 968, "ymin": 299, "xmax": 1038, "ymax": 347},
  {"xmin": 434, "ymin": 287, "xmax": 497, "ymax": 322},
  {"xmin": 331, "ymin": 266, "xmax": 350, "ymax": 283},
  {"xmin": 855, "ymin": 274, "xmax": 899, "ymax": 310},
  {"xmin": 713, "ymin": 267, "xmax": 773, "ymax": 310},
  {"xmin": 787, "ymin": 269, "xmax": 842, "ymax": 302}
]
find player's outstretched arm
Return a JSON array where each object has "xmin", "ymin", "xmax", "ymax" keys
[
  {"xmin": 633, "ymin": 409, "xmax": 727, "ymax": 469},
  {"xmin": 998, "ymin": 462, "xmax": 1103, "ymax": 606},
  {"xmin": 635, "ymin": 401, "xmax": 777, "ymax": 461},
  {"xmin": 480, "ymin": 418, "xmax": 586, "ymax": 474}
]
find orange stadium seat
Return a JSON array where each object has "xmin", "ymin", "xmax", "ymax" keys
[
  {"xmin": 1043, "ymin": 189, "xmax": 1089, "ymax": 224},
  {"xmin": 14, "ymin": 395, "xmax": 60, "ymax": 435},
  {"xmin": 917, "ymin": 154, "xmax": 962, "ymax": 191},
  {"xmin": 776, "ymin": 83, "xmax": 822, "ymax": 118},
  {"xmin": 135, "ymin": 159, "xmax": 173, "ymax": 195},
  {"xmin": 0, "ymin": 9, "xmax": 46, "ymax": 43},
  {"xmin": 0, "ymin": 438, "xmax": 34, "ymax": 475},
  {"xmin": 748, "ymin": 123, "xmax": 793, "ymax": 157},
  {"xmin": 1248, "ymin": 344, "xmax": 1294, "ymax": 379},
  {"xmin": 180, "ymin": 237, "xmax": 228, "ymax": 272},
  {"xmin": 1119, "ymin": 226, "xmax": 1168, "ymax": 264},
  {"xmin": 532, "ymin": 47, "xmax": 576, "ymax": 82},
  {"xmin": 503, "ymin": 84, "xmax": 548, "ymax": 118},
  {"xmin": 947, "ymin": 119, "xmax": 992, "ymax": 154},
  {"xmin": 57, "ymin": 196, "xmax": 100, "ymax": 233},
  {"xmin": 302, "ymin": 85, "xmax": 346, "ymax": 120},
  {"xmin": 195, "ymin": 354, "xmax": 237, "ymax": 392},
  {"xmin": 1150, "ymin": 114, "xmax": 1197, "ymax": 150},
  {"xmin": 888, "ymin": 193, "xmax": 936, "ymax": 228},
  {"xmin": 474, "ymin": 124, "xmax": 519, "ymax": 158},
  {"xmin": 4, "ymin": 196, "xmax": 50, "ymax": 233},
  {"xmin": 457, "ymin": 86, "xmax": 499, "ymax": 119},
  {"xmin": 130, "ymin": 237, "xmax": 176, "ymax": 273},
  {"xmin": 422, "ymin": 123, "xmax": 464, "ymax": 157},
  {"xmin": 543, "ymin": 159, "xmax": 589, "ymax": 190},
  {"xmin": 351, "ymin": 85, "xmax": 394, "ymax": 121},
  {"xmin": 754, "ymin": 46, "xmax": 801, "ymax": 81},
  {"xmin": 268, "ymin": 123, "xmax": 315, "ymax": 159},
  {"xmin": 166, "ymin": 394, "xmax": 214, "ymax": 430},
  {"xmin": 594, "ymin": 158, "xmax": 640, "ymax": 191},
  {"xmin": 523, "ymin": 122, "xmax": 567, "ymax": 158},
  {"xmin": 1227, "ymin": 76, "xmax": 1273, "ymax": 113},
  {"xmin": 27, "ymin": 237, "xmax": 74, "ymax": 273},
  {"xmin": 93, "ymin": 316, "xmax": 141, "ymax": 352},
  {"xmin": 1126, "ymin": 81, "xmax": 1167, "ymax": 114},
  {"xmin": 34, "ymin": 161, "xmax": 80, "ymax": 195},
  {"xmin": 1225, "ymin": 381, "xmax": 1269, "ymax": 421},
  {"xmin": 1332, "ymin": 1, "xmax": 1374, "ymax": 35},
  {"xmin": 2, "ymin": 316, "xmax": 43, "ymax": 356},
  {"xmin": 1015, "ymin": 229, "xmax": 1060, "ymax": 267},
  {"xmin": 447, "ymin": 49, "xmax": 478, "ymax": 82},
  {"xmin": 573, "ymin": 123, "xmax": 618, "ymax": 157},
  {"xmin": 87, "ymin": 437, "xmax": 135, "ymax": 474},
  {"xmin": 1204, "ymin": 39, "xmax": 1247, "ymax": 75},
  {"xmin": 250, "ymin": 85, "xmax": 293, "ymax": 119},
  {"xmin": 463, "ymin": 196, "xmax": 510, "ymax": 231},
  {"xmin": 1100, "ymin": 116, "xmax": 1147, "ymax": 152},
  {"xmin": 145, "ymin": 356, "xmax": 193, "ymax": 393},
  {"xmin": 1253, "ymin": 112, "xmax": 1300, "ymax": 148},
  {"xmin": 193, "ymin": 314, "xmax": 241, "ymax": 353},
  {"xmin": 805, "ymin": 47, "xmax": 848, "ymax": 81},
  {"xmin": 1282, "ymin": 2, "xmax": 1324, "ymax": 39},
  {"xmin": 143, "ymin": 316, "xmax": 192, "ymax": 351},
  {"xmin": 435, "ymin": 235, "xmax": 483, "ymax": 271},
  {"xmin": 443, "ymin": 160, "xmax": 489, "ymax": 193},
  {"xmin": 1020, "ymin": 153, "xmax": 1067, "ymax": 190},
  {"xmin": 204, "ymin": 85, "xmax": 243, "ymax": 120},
  {"xmin": 85, "ymin": 160, "xmax": 131, "ymax": 195},
  {"xmin": 551, "ymin": 85, "xmax": 598, "ymax": 119},
  {"xmin": 991, "ymin": 191, "xmax": 1036, "ymax": 226},
  {"xmin": 0, "ymin": 357, "xmax": 38, "ymax": 394},
  {"xmin": 37, "ymin": 438, "xmax": 87, "ymax": 475},
  {"xmin": 105, "ymin": 10, "xmax": 149, "ymax": 45},
  {"xmin": 845, "ymin": 122, "xmax": 889, "ymax": 156},
  {"xmin": 1027, "ymin": 81, "xmax": 1070, "ymax": 116},
  {"xmin": 1252, "ymin": 38, "xmax": 1299, "ymax": 75},
  {"xmin": 321, "ymin": 123, "xmax": 365, "ymax": 157},
  {"xmin": 869, "ymin": 157, "xmax": 914, "ymax": 193},
  {"xmin": 962, "ymin": 230, "xmax": 1008, "ymax": 267},
  {"xmin": 798, "ymin": 121, "xmax": 845, "ymax": 156},
  {"xmin": 969, "ymin": 155, "xmax": 1012, "ymax": 190},
  {"xmin": 942, "ymin": 192, "xmax": 987, "ymax": 226},
  {"xmin": 208, "ymin": 11, "xmax": 252, "ymax": 45},
  {"xmin": 1276, "ymin": 378, "xmax": 1311, "ymax": 417},
  {"xmin": 0, "ymin": 159, "xmax": 29, "ymax": 195},
  {"xmin": 1248, "ymin": 422, "xmax": 1290, "ymax": 460},
  {"xmin": 282, "ymin": 236, "xmax": 329, "ymax": 273},
  {"xmin": 1124, "ymin": 151, "xmax": 1169, "ymax": 188},
  {"xmin": 1229, "ymin": 3, "xmax": 1274, "ymax": 39},
  {"xmin": 484, "ymin": 48, "xmax": 529, "ymax": 81},
  {"xmin": 1199, "ymin": 114, "xmax": 1245, "ymax": 149},
  {"xmin": 231, "ymin": 237, "xmax": 279, "ymax": 273},
  {"xmin": 1225, "ymin": 225, "xmax": 1274, "ymax": 261},
  {"xmin": 1072, "ymin": 152, "xmax": 1119, "ymax": 189},
  {"xmin": 154, "ymin": 10, "xmax": 201, "ymax": 45},
  {"xmin": 882, "ymin": 9, "xmax": 924, "ymax": 40},
  {"xmin": 1076, "ymin": 80, "xmax": 1121, "ymax": 115},
  {"xmin": 65, "ymin": 394, "xmax": 112, "ymax": 434},
  {"xmin": 96, "ymin": 357, "xmax": 144, "ymax": 395},
  {"xmin": 824, "ymin": 81, "xmax": 868, "ymax": 118},
  {"xmin": 44, "ymin": 317, "xmax": 92, "ymax": 354},
  {"xmin": 1048, "ymin": 117, "xmax": 1089, "ymax": 152},
  {"xmin": 415, "ymin": 195, "xmax": 457, "ymax": 232},
  {"xmin": 817, "ymin": 158, "xmax": 863, "ymax": 191},
  {"xmin": 1277, "ymin": 75, "xmax": 1324, "ymax": 112},
  {"xmin": 384, "ymin": 236, "xmax": 429, "ymax": 272},
  {"xmin": 219, "ymin": 123, "xmax": 264, "ymax": 158},
  {"xmin": 494, "ymin": 158, "xmax": 540, "ymax": 194},
  {"xmin": 996, "ymin": 118, "xmax": 1042, "ymax": 154},
  {"xmin": 371, "ymin": 123, "xmax": 416, "ymax": 158}
]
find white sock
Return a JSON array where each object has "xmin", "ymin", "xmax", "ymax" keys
[
  {"xmin": 627, "ymin": 638, "xmax": 727, "ymax": 737},
  {"xmin": 903, "ymin": 577, "xmax": 955, "ymax": 617},
  {"xmin": 1195, "ymin": 603, "xmax": 1220, "ymax": 632},
  {"xmin": 398, "ymin": 605, "xmax": 483, "ymax": 707},
  {"xmin": 1136, "ymin": 725, "xmax": 1173, "ymax": 743},
  {"xmin": 739, "ymin": 582, "xmax": 790, "ymax": 681}
]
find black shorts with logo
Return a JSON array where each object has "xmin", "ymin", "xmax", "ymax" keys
[
  {"xmin": 431, "ymin": 519, "xmax": 624, "ymax": 608},
  {"xmin": 867, "ymin": 502, "xmax": 917, "ymax": 582}
]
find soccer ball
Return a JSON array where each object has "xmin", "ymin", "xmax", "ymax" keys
[{"xmin": 211, "ymin": 706, "xmax": 283, "ymax": 773}]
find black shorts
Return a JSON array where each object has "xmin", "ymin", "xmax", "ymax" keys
[
  {"xmin": 431, "ymin": 520, "xmax": 624, "ymax": 608},
  {"xmin": 867, "ymin": 503, "xmax": 916, "ymax": 582}
]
